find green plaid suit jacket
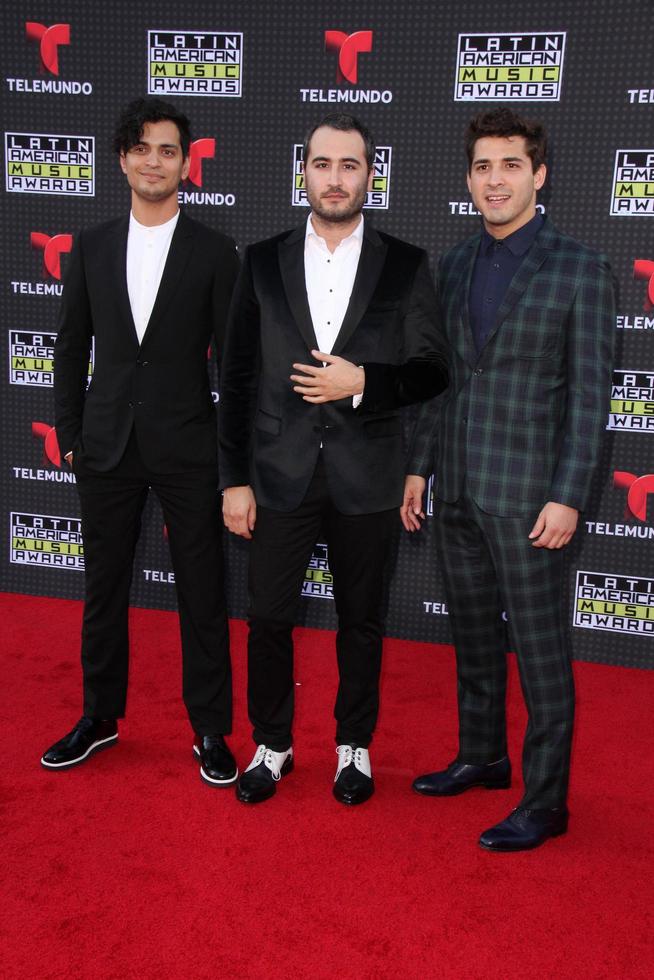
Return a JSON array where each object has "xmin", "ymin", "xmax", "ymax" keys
[{"xmin": 409, "ymin": 219, "xmax": 615, "ymax": 516}]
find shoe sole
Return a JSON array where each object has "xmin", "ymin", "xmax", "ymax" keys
[
  {"xmin": 193, "ymin": 745, "xmax": 238, "ymax": 787},
  {"xmin": 478, "ymin": 826, "xmax": 568, "ymax": 852},
  {"xmin": 235, "ymin": 757, "xmax": 294, "ymax": 803},
  {"xmin": 413, "ymin": 779, "xmax": 511, "ymax": 797},
  {"xmin": 40, "ymin": 733, "xmax": 118, "ymax": 771}
]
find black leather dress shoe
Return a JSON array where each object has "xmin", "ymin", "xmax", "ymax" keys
[
  {"xmin": 479, "ymin": 806, "xmax": 569, "ymax": 851},
  {"xmin": 41, "ymin": 717, "xmax": 118, "ymax": 770},
  {"xmin": 412, "ymin": 757, "xmax": 511, "ymax": 796},
  {"xmin": 193, "ymin": 735, "xmax": 238, "ymax": 787},
  {"xmin": 333, "ymin": 745, "xmax": 374, "ymax": 805},
  {"xmin": 236, "ymin": 745, "xmax": 294, "ymax": 803}
]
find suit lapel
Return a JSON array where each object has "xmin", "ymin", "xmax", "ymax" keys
[
  {"xmin": 278, "ymin": 226, "xmax": 318, "ymax": 351},
  {"xmin": 140, "ymin": 212, "xmax": 195, "ymax": 346},
  {"xmin": 482, "ymin": 219, "xmax": 555, "ymax": 350},
  {"xmin": 331, "ymin": 225, "xmax": 387, "ymax": 356},
  {"xmin": 451, "ymin": 237, "xmax": 479, "ymax": 369},
  {"xmin": 106, "ymin": 216, "xmax": 138, "ymax": 348}
]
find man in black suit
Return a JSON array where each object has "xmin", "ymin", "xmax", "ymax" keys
[
  {"xmin": 41, "ymin": 98, "xmax": 240, "ymax": 786},
  {"xmin": 219, "ymin": 113, "xmax": 448, "ymax": 805}
]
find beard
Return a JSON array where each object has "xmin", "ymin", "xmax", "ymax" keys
[{"xmin": 306, "ymin": 183, "xmax": 367, "ymax": 224}]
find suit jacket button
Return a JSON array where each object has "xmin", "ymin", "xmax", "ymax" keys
[{"xmin": 475, "ymin": 368, "xmax": 483, "ymax": 375}]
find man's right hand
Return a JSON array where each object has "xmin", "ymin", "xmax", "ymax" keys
[
  {"xmin": 223, "ymin": 485, "xmax": 257, "ymax": 539},
  {"xmin": 400, "ymin": 475, "xmax": 426, "ymax": 532}
]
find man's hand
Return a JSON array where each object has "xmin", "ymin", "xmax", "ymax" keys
[
  {"xmin": 528, "ymin": 501, "xmax": 578, "ymax": 549},
  {"xmin": 223, "ymin": 485, "xmax": 257, "ymax": 539},
  {"xmin": 400, "ymin": 475, "xmax": 427, "ymax": 532},
  {"xmin": 290, "ymin": 350, "xmax": 364, "ymax": 403}
]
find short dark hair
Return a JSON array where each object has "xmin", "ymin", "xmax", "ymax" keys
[
  {"xmin": 464, "ymin": 107, "xmax": 547, "ymax": 173},
  {"xmin": 303, "ymin": 113, "xmax": 375, "ymax": 170},
  {"xmin": 113, "ymin": 97, "xmax": 192, "ymax": 158}
]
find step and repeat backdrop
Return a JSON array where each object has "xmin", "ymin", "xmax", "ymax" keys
[{"xmin": 2, "ymin": 1, "xmax": 653, "ymax": 668}]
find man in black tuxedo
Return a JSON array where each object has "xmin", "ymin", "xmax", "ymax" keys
[
  {"xmin": 41, "ymin": 98, "xmax": 240, "ymax": 786},
  {"xmin": 219, "ymin": 113, "xmax": 448, "ymax": 805}
]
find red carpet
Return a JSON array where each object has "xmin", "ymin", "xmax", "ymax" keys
[{"xmin": 2, "ymin": 592, "xmax": 653, "ymax": 979}]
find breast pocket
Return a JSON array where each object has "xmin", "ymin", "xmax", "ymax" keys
[{"xmin": 501, "ymin": 309, "xmax": 563, "ymax": 359}]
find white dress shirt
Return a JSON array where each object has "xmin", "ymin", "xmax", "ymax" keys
[
  {"xmin": 126, "ymin": 210, "xmax": 179, "ymax": 344},
  {"xmin": 304, "ymin": 213, "xmax": 364, "ymax": 354}
]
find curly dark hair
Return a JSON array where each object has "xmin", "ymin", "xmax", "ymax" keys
[
  {"xmin": 112, "ymin": 97, "xmax": 192, "ymax": 157},
  {"xmin": 464, "ymin": 107, "xmax": 546, "ymax": 173},
  {"xmin": 303, "ymin": 113, "xmax": 376, "ymax": 171}
]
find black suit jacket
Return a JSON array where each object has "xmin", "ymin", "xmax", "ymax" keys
[
  {"xmin": 218, "ymin": 222, "xmax": 448, "ymax": 514},
  {"xmin": 54, "ymin": 211, "xmax": 240, "ymax": 473}
]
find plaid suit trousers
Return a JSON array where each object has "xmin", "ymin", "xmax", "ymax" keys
[{"xmin": 432, "ymin": 491, "xmax": 574, "ymax": 809}]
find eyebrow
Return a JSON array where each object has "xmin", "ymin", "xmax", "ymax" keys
[
  {"xmin": 473, "ymin": 155, "xmax": 524, "ymax": 165},
  {"xmin": 310, "ymin": 155, "xmax": 362, "ymax": 165},
  {"xmin": 133, "ymin": 141, "xmax": 180, "ymax": 150}
]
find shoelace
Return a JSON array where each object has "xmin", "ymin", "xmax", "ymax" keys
[
  {"xmin": 335, "ymin": 745, "xmax": 364, "ymax": 780},
  {"xmin": 251, "ymin": 744, "xmax": 284, "ymax": 781}
]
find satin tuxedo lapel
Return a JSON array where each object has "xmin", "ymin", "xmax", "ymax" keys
[
  {"xmin": 140, "ymin": 213, "xmax": 195, "ymax": 347},
  {"xmin": 332, "ymin": 225, "xmax": 387, "ymax": 356},
  {"xmin": 105, "ymin": 216, "xmax": 138, "ymax": 349},
  {"xmin": 278, "ymin": 226, "xmax": 318, "ymax": 351}
]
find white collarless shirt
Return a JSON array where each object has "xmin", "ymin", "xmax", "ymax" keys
[
  {"xmin": 304, "ymin": 213, "xmax": 364, "ymax": 354},
  {"xmin": 126, "ymin": 210, "xmax": 179, "ymax": 344}
]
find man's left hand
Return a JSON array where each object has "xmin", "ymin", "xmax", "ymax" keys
[
  {"xmin": 528, "ymin": 501, "xmax": 578, "ymax": 549},
  {"xmin": 290, "ymin": 350, "xmax": 364, "ymax": 403}
]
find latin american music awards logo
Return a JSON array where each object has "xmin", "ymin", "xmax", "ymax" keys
[
  {"xmin": 291, "ymin": 144, "xmax": 392, "ymax": 209},
  {"xmin": 610, "ymin": 151, "xmax": 654, "ymax": 215},
  {"xmin": 607, "ymin": 370, "xmax": 654, "ymax": 431},
  {"xmin": 302, "ymin": 544, "xmax": 333, "ymax": 599},
  {"xmin": 10, "ymin": 511, "xmax": 83, "ymax": 569},
  {"xmin": 454, "ymin": 31, "xmax": 566, "ymax": 101},
  {"xmin": 574, "ymin": 571, "xmax": 654, "ymax": 636},
  {"xmin": 5, "ymin": 132, "xmax": 94, "ymax": 196},
  {"xmin": 147, "ymin": 30, "xmax": 243, "ymax": 97}
]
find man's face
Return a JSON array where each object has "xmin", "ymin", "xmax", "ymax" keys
[
  {"xmin": 304, "ymin": 126, "xmax": 372, "ymax": 223},
  {"xmin": 466, "ymin": 135, "xmax": 546, "ymax": 238},
  {"xmin": 119, "ymin": 119, "xmax": 190, "ymax": 205}
]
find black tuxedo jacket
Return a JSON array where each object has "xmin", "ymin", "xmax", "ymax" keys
[
  {"xmin": 54, "ymin": 211, "xmax": 240, "ymax": 473},
  {"xmin": 218, "ymin": 222, "xmax": 448, "ymax": 514}
]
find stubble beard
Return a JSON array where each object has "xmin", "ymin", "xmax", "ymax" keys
[{"xmin": 307, "ymin": 185, "xmax": 367, "ymax": 224}]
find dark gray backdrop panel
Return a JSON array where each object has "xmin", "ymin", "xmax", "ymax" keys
[{"xmin": 2, "ymin": 1, "xmax": 653, "ymax": 667}]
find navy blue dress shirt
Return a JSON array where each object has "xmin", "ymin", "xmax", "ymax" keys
[{"xmin": 469, "ymin": 212, "xmax": 544, "ymax": 353}]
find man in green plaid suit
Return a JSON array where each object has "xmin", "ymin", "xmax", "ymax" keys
[{"xmin": 401, "ymin": 108, "xmax": 615, "ymax": 851}]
